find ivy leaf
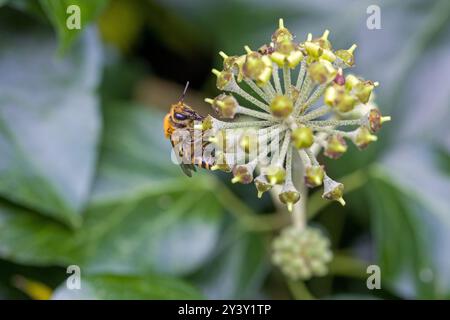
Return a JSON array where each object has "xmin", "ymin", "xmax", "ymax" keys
[
  {"xmin": 0, "ymin": 23, "xmax": 102, "ymax": 227},
  {"xmin": 192, "ymin": 226, "xmax": 269, "ymax": 299},
  {"xmin": 0, "ymin": 103, "xmax": 223, "ymax": 276},
  {"xmin": 39, "ymin": 0, "xmax": 109, "ymax": 52},
  {"xmin": 52, "ymin": 274, "xmax": 203, "ymax": 299}
]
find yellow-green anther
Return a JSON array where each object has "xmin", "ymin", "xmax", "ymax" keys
[
  {"xmin": 242, "ymin": 51, "xmax": 273, "ymax": 86},
  {"xmin": 324, "ymin": 83, "xmax": 358, "ymax": 112},
  {"xmin": 304, "ymin": 41, "xmax": 323, "ymax": 59},
  {"xmin": 308, "ymin": 60, "xmax": 337, "ymax": 84},
  {"xmin": 345, "ymin": 74, "xmax": 360, "ymax": 90},
  {"xmin": 354, "ymin": 80, "xmax": 378, "ymax": 104},
  {"xmin": 291, "ymin": 127, "xmax": 314, "ymax": 149},
  {"xmin": 322, "ymin": 175, "xmax": 345, "ymax": 206},
  {"xmin": 270, "ymin": 95, "xmax": 293, "ymax": 118}
]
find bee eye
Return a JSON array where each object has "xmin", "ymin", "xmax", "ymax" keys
[{"xmin": 174, "ymin": 112, "xmax": 187, "ymax": 120}]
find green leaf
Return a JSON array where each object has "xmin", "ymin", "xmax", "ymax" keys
[
  {"xmin": 192, "ymin": 226, "xmax": 269, "ymax": 299},
  {"xmin": 371, "ymin": 145, "xmax": 450, "ymax": 299},
  {"xmin": 52, "ymin": 274, "xmax": 203, "ymax": 299},
  {"xmin": 0, "ymin": 104, "xmax": 223, "ymax": 276},
  {"xmin": 0, "ymin": 23, "xmax": 102, "ymax": 227},
  {"xmin": 39, "ymin": 0, "xmax": 108, "ymax": 52}
]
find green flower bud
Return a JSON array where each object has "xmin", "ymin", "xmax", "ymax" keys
[
  {"xmin": 335, "ymin": 44, "xmax": 357, "ymax": 67},
  {"xmin": 272, "ymin": 226, "xmax": 333, "ymax": 280},
  {"xmin": 304, "ymin": 39, "xmax": 323, "ymax": 59},
  {"xmin": 254, "ymin": 174, "xmax": 272, "ymax": 198},
  {"xmin": 231, "ymin": 163, "xmax": 255, "ymax": 184},
  {"xmin": 324, "ymin": 83, "xmax": 358, "ymax": 112},
  {"xmin": 205, "ymin": 94, "xmax": 238, "ymax": 119},
  {"xmin": 322, "ymin": 175, "xmax": 345, "ymax": 206},
  {"xmin": 354, "ymin": 80, "xmax": 378, "ymax": 104},
  {"xmin": 312, "ymin": 30, "xmax": 332, "ymax": 50},
  {"xmin": 271, "ymin": 18, "xmax": 293, "ymax": 45},
  {"xmin": 270, "ymin": 95, "xmax": 293, "ymax": 118},
  {"xmin": 212, "ymin": 69, "xmax": 234, "ymax": 90},
  {"xmin": 308, "ymin": 60, "xmax": 337, "ymax": 84},
  {"xmin": 291, "ymin": 127, "xmax": 314, "ymax": 149},
  {"xmin": 304, "ymin": 165, "xmax": 325, "ymax": 188},
  {"xmin": 324, "ymin": 134, "xmax": 348, "ymax": 159},
  {"xmin": 242, "ymin": 48, "xmax": 273, "ymax": 86},
  {"xmin": 279, "ymin": 182, "xmax": 301, "ymax": 212},
  {"xmin": 264, "ymin": 164, "xmax": 286, "ymax": 185},
  {"xmin": 351, "ymin": 126, "xmax": 378, "ymax": 149},
  {"xmin": 271, "ymin": 40, "xmax": 304, "ymax": 68},
  {"xmin": 219, "ymin": 51, "xmax": 239, "ymax": 71},
  {"xmin": 345, "ymin": 74, "xmax": 360, "ymax": 90}
]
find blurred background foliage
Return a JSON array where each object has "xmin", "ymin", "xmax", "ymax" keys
[{"xmin": 0, "ymin": 0, "xmax": 449, "ymax": 299}]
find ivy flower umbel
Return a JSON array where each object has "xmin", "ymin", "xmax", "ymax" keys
[{"xmin": 202, "ymin": 19, "xmax": 391, "ymax": 211}]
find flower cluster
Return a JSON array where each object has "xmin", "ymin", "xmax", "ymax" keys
[
  {"xmin": 199, "ymin": 19, "xmax": 390, "ymax": 211},
  {"xmin": 272, "ymin": 226, "xmax": 332, "ymax": 280}
]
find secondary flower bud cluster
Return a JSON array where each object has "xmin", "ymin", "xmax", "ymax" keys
[{"xmin": 272, "ymin": 226, "xmax": 333, "ymax": 280}]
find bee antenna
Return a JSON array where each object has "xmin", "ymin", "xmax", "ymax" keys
[{"xmin": 180, "ymin": 81, "xmax": 190, "ymax": 102}]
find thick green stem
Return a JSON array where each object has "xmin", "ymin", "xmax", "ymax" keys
[
  {"xmin": 286, "ymin": 280, "xmax": 315, "ymax": 300},
  {"xmin": 328, "ymin": 253, "xmax": 368, "ymax": 279}
]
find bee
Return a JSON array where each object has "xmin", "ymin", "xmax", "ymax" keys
[{"xmin": 164, "ymin": 82, "xmax": 215, "ymax": 177}]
